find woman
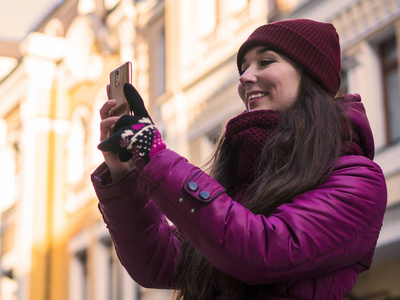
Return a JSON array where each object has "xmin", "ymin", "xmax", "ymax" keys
[{"xmin": 92, "ymin": 19, "xmax": 387, "ymax": 299}]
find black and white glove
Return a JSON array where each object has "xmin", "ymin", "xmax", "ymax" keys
[{"xmin": 98, "ymin": 84, "xmax": 166, "ymax": 164}]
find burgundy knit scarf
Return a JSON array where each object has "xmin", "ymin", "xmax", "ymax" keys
[
  {"xmin": 224, "ymin": 110, "xmax": 363, "ymax": 184},
  {"xmin": 224, "ymin": 110, "xmax": 282, "ymax": 183}
]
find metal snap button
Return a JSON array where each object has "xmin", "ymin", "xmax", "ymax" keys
[
  {"xmin": 199, "ymin": 191, "xmax": 210, "ymax": 200},
  {"xmin": 187, "ymin": 181, "xmax": 199, "ymax": 192}
]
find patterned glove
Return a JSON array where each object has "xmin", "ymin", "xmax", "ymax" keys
[{"xmin": 98, "ymin": 83, "xmax": 166, "ymax": 165}]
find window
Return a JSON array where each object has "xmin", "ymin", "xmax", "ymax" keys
[
  {"xmin": 95, "ymin": 237, "xmax": 114, "ymax": 300},
  {"xmin": 339, "ymin": 55, "xmax": 357, "ymax": 96},
  {"xmin": 339, "ymin": 69, "xmax": 349, "ymax": 95},
  {"xmin": 94, "ymin": 233, "xmax": 140, "ymax": 300},
  {"xmin": 155, "ymin": 27, "xmax": 166, "ymax": 98},
  {"xmin": 69, "ymin": 232, "xmax": 90, "ymax": 300},
  {"xmin": 268, "ymin": 0, "xmax": 278, "ymax": 19},
  {"xmin": 0, "ymin": 271, "xmax": 17, "ymax": 300},
  {"xmin": 380, "ymin": 37, "xmax": 400, "ymax": 144},
  {"xmin": 70, "ymin": 249, "xmax": 89, "ymax": 300}
]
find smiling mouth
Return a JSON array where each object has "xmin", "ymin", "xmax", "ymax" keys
[{"xmin": 248, "ymin": 92, "xmax": 269, "ymax": 101}]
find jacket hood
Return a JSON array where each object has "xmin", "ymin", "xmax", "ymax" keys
[{"xmin": 342, "ymin": 93, "xmax": 375, "ymax": 160}]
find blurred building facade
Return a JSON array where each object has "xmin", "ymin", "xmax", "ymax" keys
[
  {"xmin": 0, "ymin": 0, "xmax": 398, "ymax": 300},
  {"xmin": 0, "ymin": 0, "xmax": 171, "ymax": 299}
]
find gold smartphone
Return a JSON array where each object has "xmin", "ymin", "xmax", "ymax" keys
[{"xmin": 108, "ymin": 61, "xmax": 132, "ymax": 116}]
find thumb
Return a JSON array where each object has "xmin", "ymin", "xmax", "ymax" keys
[
  {"xmin": 98, "ymin": 134, "xmax": 120, "ymax": 152},
  {"xmin": 124, "ymin": 83, "xmax": 151, "ymax": 121}
]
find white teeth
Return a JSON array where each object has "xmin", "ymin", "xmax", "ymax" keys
[{"xmin": 248, "ymin": 93, "xmax": 268, "ymax": 101}]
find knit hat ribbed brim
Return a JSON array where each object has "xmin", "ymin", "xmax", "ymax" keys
[{"xmin": 237, "ymin": 19, "xmax": 341, "ymax": 97}]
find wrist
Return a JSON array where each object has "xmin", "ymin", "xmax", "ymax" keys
[{"xmin": 109, "ymin": 161, "xmax": 136, "ymax": 183}]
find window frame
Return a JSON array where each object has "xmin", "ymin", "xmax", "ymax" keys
[{"xmin": 379, "ymin": 36, "xmax": 400, "ymax": 145}]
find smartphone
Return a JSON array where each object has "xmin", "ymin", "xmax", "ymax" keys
[{"xmin": 108, "ymin": 61, "xmax": 132, "ymax": 117}]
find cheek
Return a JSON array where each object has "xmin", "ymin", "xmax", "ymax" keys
[
  {"xmin": 291, "ymin": 74, "xmax": 301, "ymax": 98},
  {"xmin": 284, "ymin": 71, "xmax": 301, "ymax": 99},
  {"xmin": 237, "ymin": 83, "xmax": 246, "ymax": 104}
]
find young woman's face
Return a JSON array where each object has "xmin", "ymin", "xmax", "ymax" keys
[{"xmin": 238, "ymin": 47, "xmax": 301, "ymax": 112}]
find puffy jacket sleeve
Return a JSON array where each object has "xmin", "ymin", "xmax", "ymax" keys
[
  {"xmin": 91, "ymin": 162, "xmax": 180, "ymax": 288},
  {"xmin": 137, "ymin": 149, "xmax": 387, "ymax": 285}
]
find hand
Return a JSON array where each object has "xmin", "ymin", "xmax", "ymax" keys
[
  {"xmin": 98, "ymin": 83, "xmax": 166, "ymax": 166},
  {"xmin": 99, "ymin": 98, "xmax": 134, "ymax": 182}
]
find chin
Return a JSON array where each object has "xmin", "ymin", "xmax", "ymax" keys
[{"xmin": 249, "ymin": 105, "xmax": 270, "ymax": 111}]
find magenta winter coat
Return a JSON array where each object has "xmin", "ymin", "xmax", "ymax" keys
[{"xmin": 91, "ymin": 94, "xmax": 387, "ymax": 299}]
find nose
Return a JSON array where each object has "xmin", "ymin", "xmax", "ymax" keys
[{"xmin": 239, "ymin": 67, "xmax": 257, "ymax": 85}]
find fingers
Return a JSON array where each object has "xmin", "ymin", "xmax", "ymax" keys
[
  {"xmin": 123, "ymin": 83, "xmax": 150, "ymax": 118},
  {"xmin": 100, "ymin": 99, "xmax": 117, "ymax": 120},
  {"xmin": 100, "ymin": 116, "xmax": 120, "ymax": 142}
]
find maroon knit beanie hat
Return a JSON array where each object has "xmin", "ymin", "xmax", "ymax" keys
[{"xmin": 237, "ymin": 19, "xmax": 341, "ymax": 97}]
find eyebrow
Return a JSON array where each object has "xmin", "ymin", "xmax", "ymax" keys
[
  {"xmin": 241, "ymin": 47, "xmax": 272, "ymax": 65},
  {"xmin": 256, "ymin": 47, "xmax": 271, "ymax": 54}
]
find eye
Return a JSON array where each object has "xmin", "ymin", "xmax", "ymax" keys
[
  {"xmin": 260, "ymin": 60, "xmax": 274, "ymax": 67},
  {"xmin": 239, "ymin": 64, "xmax": 249, "ymax": 76}
]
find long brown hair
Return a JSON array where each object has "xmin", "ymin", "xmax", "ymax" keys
[{"xmin": 172, "ymin": 74, "xmax": 351, "ymax": 299}]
